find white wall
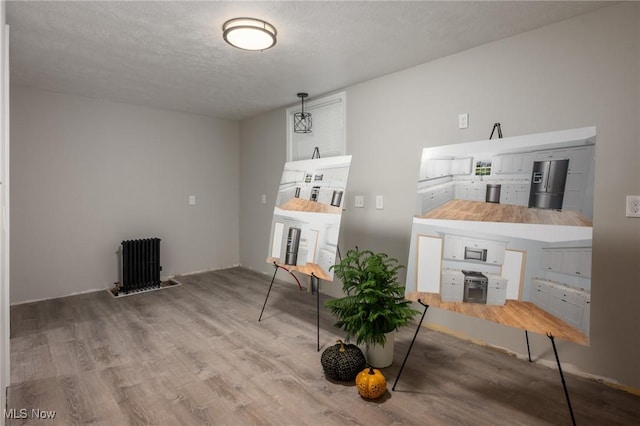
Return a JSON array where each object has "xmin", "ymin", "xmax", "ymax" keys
[
  {"xmin": 239, "ymin": 3, "xmax": 640, "ymax": 389},
  {"xmin": 10, "ymin": 87, "xmax": 240, "ymax": 303}
]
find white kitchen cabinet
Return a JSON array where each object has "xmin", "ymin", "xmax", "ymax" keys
[
  {"xmin": 530, "ymin": 279, "xmax": 551, "ymax": 310},
  {"xmin": 464, "ymin": 238, "xmax": 506, "ymax": 265},
  {"xmin": 420, "ymin": 182, "xmax": 455, "ymax": 214},
  {"xmin": 470, "ymin": 184, "xmax": 485, "ymax": 201},
  {"xmin": 435, "ymin": 159, "xmax": 451, "ymax": 178},
  {"xmin": 441, "ymin": 270, "xmax": 464, "ymax": 302},
  {"xmin": 443, "ymin": 235, "xmax": 506, "ymax": 265},
  {"xmin": 548, "ymin": 285, "xmax": 586, "ymax": 329},
  {"xmin": 498, "ymin": 183, "xmax": 529, "ymax": 206},
  {"xmin": 560, "ymin": 248, "xmax": 592, "ymax": 278},
  {"xmin": 581, "ymin": 294, "xmax": 591, "ymax": 334},
  {"xmin": 499, "ymin": 184, "xmax": 514, "ymax": 204},
  {"xmin": 565, "ymin": 172, "xmax": 584, "ymax": 191},
  {"xmin": 458, "ymin": 182, "xmax": 486, "ymax": 201},
  {"xmin": 534, "ymin": 149, "xmax": 569, "ymax": 161},
  {"xmin": 542, "ymin": 249, "xmax": 564, "ymax": 273},
  {"xmin": 443, "ymin": 235, "xmax": 465, "ymax": 260},
  {"xmin": 567, "ymin": 146, "xmax": 593, "ymax": 173},
  {"xmin": 493, "ymin": 156, "xmax": 510, "ymax": 174},
  {"xmin": 514, "ymin": 184, "xmax": 530, "ymax": 206},
  {"xmin": 530, "ymin": 278, "xmax": 589, "ymax": 333},
  {"xmin": 486, "ymin": 276, "xmax": 508, "ymax": 306},
  {"xmin": 562, "ymin": 189, "xmax": 583, "ymax": 212},
  {"xmin": 299, "ymin": 186, "xmax": 312, "ymax": 200},
  {"xmin": 494, "ymin": 153, "xmax": 533, "ymax": 175},
  {"xmin": 485, "ymin": 241, "xmax": 506, "ymax": 265},
  {"xmin": 317, "ymin": 188, "xmax": 333, "ymax": 205},
  {"xmin": 511, "ymin": 153, "xmax": 533, "ymax": 174},
  {"xmin": 451, "ymin": 158, "xmax": 472, "ymax": 175},
  {"xmin": 541, "ymin": 247, "xmax": 591, "ymax": 278},
  {"xmin": 424, "ymin": 159, "xmax": 453, "ymax": 179}
]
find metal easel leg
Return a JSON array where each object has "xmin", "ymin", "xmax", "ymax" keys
[
  {"xmin": 392, "ymin": 300, "xmax": 429, "ymax": 391},
  {"xmin": 525, "ymin": 330, "xmax": 532, "ymax": 362},
  {"xmin": 547, "ymin": 333, "xmax": 577, "ymax": 426},
  {"xmin": 258, "ymin": 263, "xmax": 279, "ymax": 322},
  {"xmin": 312, "ymin": 274, "xmax": 320, "ymax": 352}
]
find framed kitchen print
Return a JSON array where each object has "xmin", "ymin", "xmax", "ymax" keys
[
  {"xmin": 267, "ymin": 155, "xmax": 352, "ymax": 281},
  {"xmin": 405, "ymin": 127, "xmax": 596, "ymax": 345}
]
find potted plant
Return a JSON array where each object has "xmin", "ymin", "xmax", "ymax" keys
[{"xmin": 325, "ymin": 248, "xmax": 420, "ymax": 368}]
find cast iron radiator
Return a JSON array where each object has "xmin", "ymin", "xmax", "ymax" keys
[{"xmin": 119, "ymin": 238, "xmax": 161, "ymax": 294}]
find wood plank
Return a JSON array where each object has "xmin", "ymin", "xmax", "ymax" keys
[
  {"xmin": 421, "ymin": 199, "xmax": 592, "ymax": 226},
  {"xmin": 278, "ymin": 198, "xmax": 341, "ymax": 215},
  {"xmin": 8, "ymin": 267, "xmax": 639, "ymax": 426},
  {"xmin": 405, "ymin": 292, "xmax": 588, "ymax": 345}
]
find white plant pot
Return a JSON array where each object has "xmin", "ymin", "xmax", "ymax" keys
[{"xmin": 366, "ymin": 331, "xmax": 395, "ymax": 368}]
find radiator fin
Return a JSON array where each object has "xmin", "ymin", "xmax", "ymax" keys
[{"xmin": 121, "ymin": 238, "xmax": 161, "ymax": 294}]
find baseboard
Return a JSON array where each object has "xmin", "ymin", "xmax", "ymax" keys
[{"xmin": 11, "ymin": 264, "xmax": 242, "ymax": 306}]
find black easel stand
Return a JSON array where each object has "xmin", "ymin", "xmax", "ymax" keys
[
  {"xmin": 258, "ymin": 262, "xmax": 303, "ymax": 322},
  {"xmin": 548, "ymin": 333, "xmax": 577, "ymax": 426},
  {"xmin": 489, "ymin": 122, "xmax": 503, "ymax": 139},
  {"xmin": 392, "ymin": 299, "xmax": 429, "ymax": 391},
  {"xmin": 311, "ymin": 273, "xmax": 320, "ymax": 351},
  {"xmin": 525, "ymin": 330, "xmax": 532, "ymax": 362},
  {"xmin": 258, "ymin": 263, "xmax": 322, "ymax": 352}
]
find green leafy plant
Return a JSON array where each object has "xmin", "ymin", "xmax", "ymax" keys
[{"xmin": 325, "ymin": 248, "xmax": 420, "ymax": 347}]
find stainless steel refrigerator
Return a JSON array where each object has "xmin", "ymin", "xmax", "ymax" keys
[
  {"xmin": 284, "ymin": 227, "xmax": 301, "ymax": 265},
  {"xmin": 528, "ymin": 159, "xmax": 569, "ymax": 209}
]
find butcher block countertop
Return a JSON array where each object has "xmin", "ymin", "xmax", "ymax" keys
[
  {"xmin": 420, "ymin": 199, "xmax": 592, "ymax": 226},
  {"xmin": 278, "ymin": 198, "xmax": 341, "ymax": 215},
  {"xmin": 405, "ymin": 291, "xmax": 588, "ymax": 346}
]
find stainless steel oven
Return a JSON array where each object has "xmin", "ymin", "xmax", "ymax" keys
[
  {"xmin": 464, "ymin": 246, "xmax": 487, "ymax": 262},
  {"xmin": 462, "ymin": 270, "xmax": 488, "ymax": 304}
]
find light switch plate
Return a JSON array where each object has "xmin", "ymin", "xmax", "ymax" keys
[
  {"xmin": 188, "ymin": 195, "xmax": 196, "ymax": 205},
  {"xmin": 376, "ymin": 195, "xmax": 384, "ymax": 210},
  {"xmin": 354, "ymin": 195, "xmax": 364, "ymax": 208},
  {"xmin": 261, "ymin": 194, "xmax": 267, "ymax": 204},
  {"xmin": 458, "ymin": 113, "xmax": 469, "ymax": 129}
]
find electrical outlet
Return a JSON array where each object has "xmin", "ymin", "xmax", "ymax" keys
[
  {"xmin": 354, "ymin": 195, "xmax": 364, "ymax": 208},
  {"xmin": 188, "ymin": 195, "xmax": 196, "ymax": 205},
  {"xmin": 626, "ymin": 195, "xmax": 640, "ymax": 217},
  {"xmin": 458, "ymin": 113, "xmax": 469, "ymax": 129}
]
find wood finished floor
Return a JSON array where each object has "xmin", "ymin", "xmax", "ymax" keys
[
  {"xmin": 420, "ymin": 199, "xmax": 593, "ymax": 226},
  {"xmin": 9, "ymin": 267, "xmax": 640, "ymax": 425}
]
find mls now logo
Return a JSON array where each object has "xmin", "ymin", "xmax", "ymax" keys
[{"xmin": 4, "ymin": 408, "xmax": 56, "ymax": 419}]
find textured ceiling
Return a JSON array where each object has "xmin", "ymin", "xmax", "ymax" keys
[{"xmin": 6, "ymin": 1, "xmax": 609, "ymax": 120}]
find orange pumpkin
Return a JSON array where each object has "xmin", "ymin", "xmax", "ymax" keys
[{"xmin": 355, "ymin": 367, "xmax": 386, "ymax": 399}]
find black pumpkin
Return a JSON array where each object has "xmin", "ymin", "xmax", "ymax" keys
[{"xmin": 321, "ymin": 340, "xmax": 366, "ymax": 381}]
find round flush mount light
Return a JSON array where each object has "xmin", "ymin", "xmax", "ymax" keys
[{"xmin": 223, "ymin": 18, "xmax": 277, "ymax": 51}]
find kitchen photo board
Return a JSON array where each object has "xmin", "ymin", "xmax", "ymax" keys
[
  {"xmin": 267, "ymin": 155, "xmax": 352, "ymax": 281},
  {"xmin": 405, "ymin": 127, "xmax": 596, "ymax": 345}
]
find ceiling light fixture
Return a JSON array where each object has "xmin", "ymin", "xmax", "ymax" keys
[
  {"xmin": 222, "ymin": 18, "xmax": 277, "ymax": 51},
  {"xmin": 294, "ymin": 93, "xmax": 312, "ymax": 134}
]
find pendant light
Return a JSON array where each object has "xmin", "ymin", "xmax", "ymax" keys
[{"xmin": 294, "ymin": 93, "xmax": 312, "ymax": 134}]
